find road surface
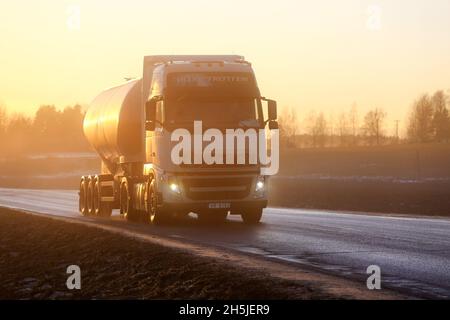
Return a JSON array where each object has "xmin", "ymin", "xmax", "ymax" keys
[{"xmin": 0, "ymin": 187, "xmax": 449, "ymax": 299}]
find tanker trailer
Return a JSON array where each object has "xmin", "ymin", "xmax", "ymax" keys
[{"xmin": 79, "ymin": 55, "xmax": 278, "ymax": 224}]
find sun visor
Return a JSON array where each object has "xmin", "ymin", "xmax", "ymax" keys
[{"xmin": 165, "ymin": 72, "xmax": 260, "ymax": 99}]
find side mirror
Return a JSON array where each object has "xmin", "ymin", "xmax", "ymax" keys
[
  {"xmin": 268, "ymin": 120, "xmax": 279, "ymax": 130},
  {"xmin": 268, "ymin": 100, "xmax": 277, "ymax": 121}
]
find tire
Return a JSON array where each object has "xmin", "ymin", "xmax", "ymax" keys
[
  {"xmin": 147, "ymin": 179, "xmax": 167, "ymax": 225},
  {"xmin": 93, "ymin": 180, "xmax": 113, "ymax": 218},
  {"xmin": 241, "ymin": 208, "xmax": 263, "ymax": 225},
  {"xmin": 86, "ymin": 176, "xmax": 95, "ymax": 216},
  {"xmin": 120, "ymin": 179, "xmax": 139, "ymax": 222},
  {"xmin": 79, "ymin": 176, "xmax": 89, "ymax": 216},
  {"xmin": 198, "ymin": 211, "xmax": 228, "ymax": 224},
  {"xmin": 93, "ymin": 179, "xmax": 100, "ymax": 216}
]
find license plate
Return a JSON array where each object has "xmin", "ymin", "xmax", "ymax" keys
[{"xmin": 208, "ymin": 202, "xmax": 231, "ymax": 209}]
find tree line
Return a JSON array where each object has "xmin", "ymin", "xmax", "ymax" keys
[
  {"xmin": 279, "ymin": 90, "xmax": 450, "ymax": 148},
  {"xmin": 0, "ymin": 104, "xmax": 89, "ymax": 155},
  {"xmin": 407, "ymin": 91, "xmax": 450, "ymax": 143},
  {"xmin": 0, "ymin": 89, "xmax": 448, "ymax": 155}
]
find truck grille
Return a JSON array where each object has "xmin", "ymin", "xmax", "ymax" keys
[{"xmin": 182, "ymin": 177, "xmax": 252, "ymax": 200}]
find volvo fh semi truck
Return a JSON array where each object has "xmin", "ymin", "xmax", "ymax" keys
[{"xmin": 79, "ymin": 55, "xmax": 278, "ymax": 224}]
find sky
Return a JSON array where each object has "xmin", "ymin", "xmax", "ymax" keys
[{"xmin": 0, "ymin": 0, "xmax": 449, "ymax": 133}]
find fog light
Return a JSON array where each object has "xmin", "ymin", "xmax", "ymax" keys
[
  {"xmin": 170, "ymin": 183, "xmax": 181, "ymax": 194},
  {"xmin": 255, "ymin": 177, "xmax": 265, "ymax": 192}
]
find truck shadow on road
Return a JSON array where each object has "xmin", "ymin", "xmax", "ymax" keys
[{"xmin": 97, "ymin": 212, "xmax": 267, "ymax": 243}]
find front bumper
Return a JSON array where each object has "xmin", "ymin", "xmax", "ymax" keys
[
  {"xmin": 161, "ymin": 200, "xmax": 268, "ymax": 214},
  {"xmin": 156, "ymin": 172, "xmax": 268, "ymax": 214}
]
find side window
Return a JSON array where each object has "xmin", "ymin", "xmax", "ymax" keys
[
  {"xmin": 156, "ymin": 101, "xmax": 164, "ymax": 127},
  {"xmin": 151, "ymin": 72, "xmax": 163, "ymax": 97}
]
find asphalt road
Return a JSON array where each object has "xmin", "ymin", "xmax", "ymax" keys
[{"xmin": 0, "ymin": 187, "xmax": 449, "ymax": 299}]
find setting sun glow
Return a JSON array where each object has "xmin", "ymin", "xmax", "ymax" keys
[{"xmin": 1, "ymin": 0, "xmax": 449, "ymax": 129}]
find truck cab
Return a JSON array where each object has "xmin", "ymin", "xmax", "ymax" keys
[{"xmin": 80, "ymin": 55, "xmax": 278, "ymax": 225}]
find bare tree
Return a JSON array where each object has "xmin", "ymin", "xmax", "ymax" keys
[
  {"xmin": 407, "ymin": 94, "xmax": 434, "ymax": 143},
  {"xmin": 363, "ymin": 108, "xmax": 386, "ymax": 145},
  {"xmin": 5, "ymin": 113, "xmax": 33, "ymax": 154},
  {"xmin": 338, "ymin": 112, "xmax": 350, "ymax": 146},
  {"xmin": 328, "ymin": 113, "xmax": 335, "ymax": 147},
  {"xmin": 308, "ymin": 112, "xmax": 327, "ymax": 148},
  {"xmin": 349, "ymin": 103, "xmax": 359, "ymax": 145},
  {"xmin": 0, "ymin": 104, "xmax": 7, "ymax": 149},
  {"xmin": 34, "ymin": 105, "xmax": 60, "ymax": 133},
  {"xmin": 0, "ymin": 104, "xmax": 89, "ymax": 155},
  {"xmin": 279, "ymin": 107, "xmax": 299, "ymax": 148},
  {"xmin": 431, "ymin": 90, "xmax": 450, "ymax": 142},
  {"xmin": 0, "ymin": 104, "xmax": 7, "ymax": 135}
]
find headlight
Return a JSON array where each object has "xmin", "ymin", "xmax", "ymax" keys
[
  {"xmin": 169, "ymin": 183, "xmax": 181, "ymax": 194},
  {"xmin": 255, "ymin": 176, "xmax": 265, "ymax": 192}
]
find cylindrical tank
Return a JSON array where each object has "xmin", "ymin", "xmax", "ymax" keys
[{"xmin": 83, "ymin": 79, "xmax": 145, "ymax": 171}]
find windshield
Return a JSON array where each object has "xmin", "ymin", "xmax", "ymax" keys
[{"xmin": 165, "ymin": 97, "xmax": 261, "ymax": 128}]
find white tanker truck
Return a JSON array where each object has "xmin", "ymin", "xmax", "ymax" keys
[{"xmin": 79, "ymin": 55, "xmax": 278, "ymax": 224}]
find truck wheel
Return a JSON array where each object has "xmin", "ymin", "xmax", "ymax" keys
[
  {"xmin": 93, "ymin": 179, "xmax": 100, "ymax": 216},
  {"xmin": 87, "ymin": 176, "xmax": 95, "ymax": 216},
  {"xmin": 147, "ymin": 179, "xmax": 166, "ymax": 225},
  {"xmin": 94, "ymin": 180, "xmax": 113, "ymax": 218},
  {"xmin": 120, "ymin": 180, "xmax": 139, "ymax": 222},
  {"xmin": 79, "ymin": 176, "xmax": 89, "ymax": 216},
  {"xmin": 241, "ymin": 208, "xmax": 263, "ymax": 225}
]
